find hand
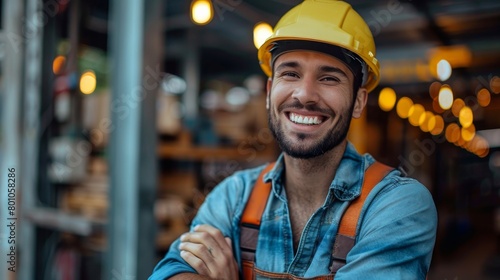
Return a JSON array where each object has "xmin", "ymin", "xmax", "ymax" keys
[{"xmin": 179, "ymin": 224, "xmax": 239, "ymax": 280}]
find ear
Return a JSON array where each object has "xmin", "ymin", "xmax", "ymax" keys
[
  {"xmin": 352, "ymin": 87, "xmax": 368, "ymax": 118},
  {"xmin": 266, "ymin": 77, "xmax": 273, "ymax": 110}
]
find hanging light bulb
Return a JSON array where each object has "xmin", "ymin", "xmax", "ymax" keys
[
  {"xmin": 191, "ymin": 0, "xmax": 213, "ymax": 25},
  {"xmin": 253, "ymin": 22, "xmax": 273, "ymax": 49}
]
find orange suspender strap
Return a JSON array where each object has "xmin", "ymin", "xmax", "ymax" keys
[
  {"xmin": 240, "ymin": 162, "xmax": 276, "ymax": 280},
  {"xmin": 239, "ymin": 161, "xmax": 394, "ymax": 279},
  {"xmin": 329, "ymin": 161, "xmax": 394, "ymax": 273}
]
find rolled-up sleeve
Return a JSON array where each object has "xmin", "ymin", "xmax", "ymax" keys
[{"xmin": 149, "ymin": 170, "xmax": 252, "ymax": 280}]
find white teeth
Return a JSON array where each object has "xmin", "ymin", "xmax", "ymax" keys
[{"xmin": 290, "ymin": 113, "xmax": 323, "ymax": 125}]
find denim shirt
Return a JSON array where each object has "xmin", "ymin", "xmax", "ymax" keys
[{"xmin": 149, "ymin": 143, "xmax": 437, "ymax": 280}]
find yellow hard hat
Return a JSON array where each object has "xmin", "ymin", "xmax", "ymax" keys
[{"xmin": 258, "ymin": 0, "xmax": 380, "ymax": 93}]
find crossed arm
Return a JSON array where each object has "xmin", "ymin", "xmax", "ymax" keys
[
  {"xmin": 150, "ymin": 169, "xmax": 437, "ymax": 279},
  {"xmin": 169, "ymin": 224, "xmax": 239, "ymax": 280}
]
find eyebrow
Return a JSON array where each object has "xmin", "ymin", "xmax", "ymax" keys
[
  {"xmin": 319, "ymin": 65, "xmax": 349, "ymax": 79},
  {"xmin": 275, "ymin": 61, "xmax": 300, "ymax": 73},
  {"xmin": 275, "ymin": 61, "xmax": 349, "ymax": 80}
]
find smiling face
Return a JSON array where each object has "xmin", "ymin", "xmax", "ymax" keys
[{"xmin": 267, "ymin": 50, "xmax": 367, "ymax": 159}]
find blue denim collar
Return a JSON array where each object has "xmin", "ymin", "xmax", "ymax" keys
[{"xmin": 263, "ymin": 142, "xmax": 372, "ymax": 202}]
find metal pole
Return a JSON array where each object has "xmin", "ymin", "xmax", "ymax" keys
[
  {"xmin": 105, "ymin": 0, "xmax": 144, "ymax": 279},
  {"xmin": 182, "ymin": 27, "xmax": 200, "ymax": 121},
  {"xmin": 18, "ymin": 0, "xmax": 44, "ymax": 278},
  {"xmin": 1, "ymin": 0, "xmax": 24, "ymax": 279},
  {"xmin": 137, "ymin": 0, "xmax": 162, "ymax": 278}
]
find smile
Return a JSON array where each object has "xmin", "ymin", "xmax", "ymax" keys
[{"xmin": 288, "ymin": 112, "xmax": 324, "ymax": 125}]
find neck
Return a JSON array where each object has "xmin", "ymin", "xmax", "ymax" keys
[{"xmin": 283, "ymin": 140, "xmax": 347, "ymax": 206}]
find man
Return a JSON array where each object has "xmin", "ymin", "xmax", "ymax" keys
[{"xmin": 149, "ymin": 0, "xmax": 437, "ymax": 279}]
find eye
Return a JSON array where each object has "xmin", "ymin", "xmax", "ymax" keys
[
  {"xmin": 320, "ymin": 76, "xmax": 340, "ymax": 83},
  {"xmin": 281, "ymin": 71, "xmax": 300, "ymax": 80}
]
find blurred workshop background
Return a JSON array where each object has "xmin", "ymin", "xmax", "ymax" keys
[{"xmin": 1, "ymin": 0, "xmax": 500, "ymax": 279}]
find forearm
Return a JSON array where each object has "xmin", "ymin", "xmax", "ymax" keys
[
  {"xmin": 151, "ymin": 176, "xmax": 244, "ymax": 280},
  {"xmin": 169, "ymin": 273, "xmax": 212, "ymax": 280}
]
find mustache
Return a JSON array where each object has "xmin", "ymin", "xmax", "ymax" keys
[{"xmin": 277, "ymin": 100, "xmax": 334, "ymax": 116}]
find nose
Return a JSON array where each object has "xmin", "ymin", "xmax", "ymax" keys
[{"xmin": 291, "ymin": 77, "xmax": 320, "ymax": 105}]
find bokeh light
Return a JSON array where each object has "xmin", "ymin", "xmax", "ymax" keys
[
  {"xmin": 451, "ymin": 98, "xmax": 465, "ymax": 117},
  {"xmin": 429, "ymin": 81, "xmax": 442, "ymax": 99},
  {"xmin": 477, "ymin": 88, "xmax": 491, "ymax": 107},
  {"xmin": 491, "ymin": 76, "xmax": 500, "ymax": 94},
  {"xmin": 432, "ymin": 98, "xmax": 445, "ymax": 113},
  {"xmin": 253, "ymin": 22, "xmax": 273, "ymax": 49},
  {"xmin": 438, "ymin": 85, "xmax": 453, "ymax": 110},
  {"xmin": 79, "ymin": 70, "xmax": 97, "ymax": 95},
  {"xmin": 475, "ymin": 137, "xmax": 490, "ymax": 158},
  {"xmin": 437, "ymin": 59, "xmax": 452, "ymax": 81},
  {"xmin": 53, "ymin": 55, "xmax": 66, "ymax": 75},
  {"xmin": 191, "ymin": 0, "xmax": 213, "ymax": 25},
  {"xmin": 459, "ymin": 106, "xmax": 473, "ymax": 128},
  {"xmin": 378, "ymin": 87, "xmax": 397, "ymax": 112},
  {"xmin": 419, "ymin": 111, "xmax": 435, "ymax": 132},
  {"xmin": 430, "ymin": 115, "xmax": 445, "ymax": 135},
  {"xmin": 396, "ymin": 97, "xmax": 414, "ymax": 119},
  {"xmin": 461, "ymin": 124, "xmax": 476, "ymax": 142},
  {"xmin": 408, "ymin": 104, "xmax": 425, "ymax": 126},
  {"xmin": 445, "ymin": 123, "xmax": 460, "ymax": 143}
]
